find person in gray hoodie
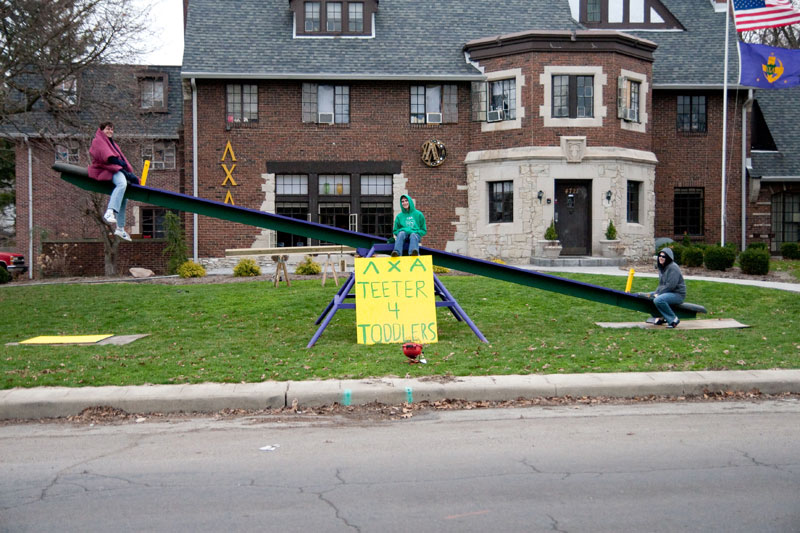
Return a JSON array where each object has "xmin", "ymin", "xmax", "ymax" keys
[{"xmin": 647, "ymin": 247, "xmax": 686, "ymax": 328}]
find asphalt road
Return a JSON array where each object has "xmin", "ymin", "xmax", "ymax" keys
[{"xmin": 2, "ymin": 400, "xmax": 799, "ymax": 532}]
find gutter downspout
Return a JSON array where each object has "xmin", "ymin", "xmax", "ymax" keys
[
  {"xmin": 191, "ymin": 77, "xmax": 199, "ymax": 262},
  {"xmin": 26, "ymin": 137, "xmax": 33, "ymax": 279},
  {"xmin": 742, "ymin": 89, "xmax": 754, "ymax": 251}
]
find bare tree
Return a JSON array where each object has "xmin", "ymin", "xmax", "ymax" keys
[
  {"xmin": 84, "ymin": 192, "xmax": 120, "ymax": 276},
  {"xmin": 1, "ymin": 0, "xmax": 152, "ymax": 134}
]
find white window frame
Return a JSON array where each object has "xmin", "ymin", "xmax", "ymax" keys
[
  {"xmin": 481, "ymin": 68, "xmax": 524, "ymax": 133},
  {"xmin": 540, "ymin": 65, "xmax": 606, "ymax": 128},
  {"xmin": 618, "ymin": 68, "xmax": 648, "ymax": 133},
  {"xmin": 142, "ymin": 141, "xmax": 176, "ymax": 170},
  {"xmin": 55, "ymin": 143, "xmax": 80, "ymax": 164}
]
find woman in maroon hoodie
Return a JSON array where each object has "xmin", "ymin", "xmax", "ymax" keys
[{"xmin": 88, "ymin": 122, "xmax": 137, "ymax": 241}]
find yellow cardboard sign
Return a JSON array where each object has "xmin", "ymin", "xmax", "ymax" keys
[{"xmin": 354, "ymin": 255, "xmax": 437, "ymax": 345}]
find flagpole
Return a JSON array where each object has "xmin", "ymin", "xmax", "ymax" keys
[{"xmin": 721, "ymin": 0, "xmax": 731, "ymax": 247}]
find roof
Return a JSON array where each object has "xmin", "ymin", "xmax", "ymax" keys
[
  {"xmin": 182, "ymin": 0, "xmax": 580, "ymax": 80},
  {"xmin": 750, "ymin": 87, "xmax": 800, "ymax": 180},
  {"xmin": 183, "ymin": 0, "xmax": 740, "ymax": 86},
  {"xmin": 626, "ymin": 0, "xmax": 741, "ymax": 87},
  {"xmin": 0, "ymin": 65, "xmax": 183, "ymax": 140}
]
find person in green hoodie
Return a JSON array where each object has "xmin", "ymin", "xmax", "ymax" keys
[{"xmin": 391, "ymin": 194, "xmax": 427, "ymax": 257}]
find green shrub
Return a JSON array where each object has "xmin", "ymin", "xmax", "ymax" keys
[
  {"xmin": 682, "ymin": 233, "xmax": 692, "ymax": 247},
  {"xmin": 665, "ymin": 244, "xmax": 684, "ymax": 265},
  {"xmin": 747, "ymin": 242, "xmax": 768, "ymax": 251},
  {"xmin": 162, "ymin": 211, "xmax": 188, "ymax": 275},
  {"xmin": 0, "ymin": 265, "xmax": 11, "ymax": 284},
  {"xmin": 704, "ymin": 245, "xmax": 736, "ymax": 271},
  {"xmin": 233, "ymin": 258, "xmax": 261, "ymax": 277},
  {"xmin": 682, "ymin": 246, "xmax": 704, "ymax": 267},
  {"xmin": 781, "ymin": 242, "xmax": 800, "ymax": 259},
  {"xmin": 605, "ymin": 220, "xmax": 617, "ymax": 240},
  {"xmin": 544, "ymin": 219, "xmax": 558, "ymax": 241},
  {"xmin": 432, "ymin": 265, "xmax": 450, "ymax": 274},
  {"xmin": 177, "ymin": 260, "xmax": 206, "ymax": 278},
  {"xmin": 295, "ymin": 256, "xmax": 321, "ymax": 275},
  {"xmin": 739, "ymin": 248, "xmax": 770, "ymax": 275}
]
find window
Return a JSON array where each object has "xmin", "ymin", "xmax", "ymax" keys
[
  {"xmin": 410, "ymin": 84, "xmax": 457, "ymax": 124},
  {"xmin": 55, "ymin": 143, "xmax": 80, "ymax": 164},
  {"xmin": 348, "ymin": 2, "xmax": 363, "ymax": 31},
  {"xmin": 577, "ymin": 0, "xmax": 683, "ymax": 29},
  {"xmin": 772, "ymin": 192, "xmax": 800, "ymax": 248},
  {"xmin": 627, "ymin": 181, "xmax": 641, "ymax": 223},
  {"xmin": 674, "ymin": 187, "xmax": 704, "ymax": 236},
  {"xmin": 489, "ymin": 79, "xmax": 516, "ymax": 121},
  {"xmin": 139, "ymin": 75, "xmax": 166, "ymax": 110},
  {"xmin": 677, "ymin": 95, "xmax": 706, "ymax": 133},
  {"xmin": 360, "ymin": 174, "xmax": 392, "ymax": 195},
  {"xmin": 276, "ymin": 174, "xmax": 308, "ymax": 195},
  {"xmin": 319, "ymin": 174, "xmax": 350, "ymax": 195},
  {"xmin": 276, "ymin": 202, "xmax": 309, "ymax": 247},
  {"xmin": 553, "ymin": 75, "xmax": 594, "ymax": 118},
  {"xmin": 302, "ymin": 83, "xmax": 349, "ymax": 124},
  {"xmin": 587, "ymin": 0, "xmax": 601, "ymax": 22},
  {"xmin": 54, "ymin": 76, "xmax": 77, "ymax": 107},
  {"xmin": 142, "ymin": 142, "xmax": 176, "ymax": 170},
  {"xmin": 488, "ymin": 181, "xmax": 513, "ymax": 223},
  {"xmin": 305, "ymin": 2, "xmax": 321, "ymax": 31},
  {"xmin": 326, "ymin": 2, "xmax": 342, "ymax": 31},
  {"xmin": 273, "ymin": 167, "xmax": 394, "ymax": 243},
  {"xmin": 226, "ymin": 84, "xmax": 258, "ymax": 125},
  {"xmin": 617, "ymin": 77, "xmax": 640, "ymax": 122},
  {"xmin": 141, "ymin": 208, "xmax": 174, "ymax": 239},
  {"xmin": 297, "ymin": 0, "xmax": 373, "ymax": 35}
]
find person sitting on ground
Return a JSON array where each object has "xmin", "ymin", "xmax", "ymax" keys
[
  {"xmin": 87, "ymin": 122, "xmax": 138, "ymax": 242},
  {"xmin": 391, "ymin": 194, "xmax": 426, "ymax": 257},
  {"xmin": 646, "ymin": 247, "xmax": 686, "ymax": 328}
]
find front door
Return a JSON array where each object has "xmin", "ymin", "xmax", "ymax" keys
[{"xmin": 554, "ymin": 180, "xmax": 591, "ymax": 255}]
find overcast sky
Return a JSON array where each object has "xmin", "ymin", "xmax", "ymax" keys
[{"xmin": 135, "ymin": 0, "xmax": 184, "ymax": 66}]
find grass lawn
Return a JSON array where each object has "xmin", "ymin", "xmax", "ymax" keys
[{"xmin": 1, "ymin": 273, "xmax": 798, "ymax": 389}]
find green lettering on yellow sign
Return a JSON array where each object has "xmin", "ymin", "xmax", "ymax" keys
[{"xmin": 354, "ymin": 256, "xmax": 437, "ymax": 345}]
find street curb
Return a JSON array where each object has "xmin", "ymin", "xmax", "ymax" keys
[{"xmin": 2, "ymin": 369, "xmax": 800, "ymax": 420}]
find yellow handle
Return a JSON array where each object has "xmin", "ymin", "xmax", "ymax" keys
[
  {"xmin": 625, "ymin": 268, "xmax": 635, "ymax": 293},
  {"xmin": 141, "ymin": 160, "xmax": 151, "ymax": 186}
]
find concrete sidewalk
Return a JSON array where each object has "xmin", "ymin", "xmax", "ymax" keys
[{"xmin": 2, "ymin": 369, "xmax": 800, "ymax": 420}]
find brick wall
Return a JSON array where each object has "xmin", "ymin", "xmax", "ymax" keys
[
  {"xmin": 651, "ymin": 90, "xmax": 744, "ymax": 246},
  {"xmin": 15, "ymin": 138, "xmax": 181, "ymax": 277},
  {"xmin": 40, "ymin": 239, "xmax": 169, "ymax": 277}
]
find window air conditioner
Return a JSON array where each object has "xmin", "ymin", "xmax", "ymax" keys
[
  {"xmin": 318, "ymin": 112, "xmax": 334, "ymax": 124},
  {"xmin": 426, "ymin": 112, "xmax": 442, "ymax": 124},
  {"xmin": 487, "ymin": 109, "xmax": 504, "ymax": 122},
  {"xmin": 624, "ymin": 108, "xmax": 638, "ymax": 122}
]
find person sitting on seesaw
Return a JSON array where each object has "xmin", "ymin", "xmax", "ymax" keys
[{"xmin": 391, "ymin": 194, "xmax": 426, "ymax": 257}]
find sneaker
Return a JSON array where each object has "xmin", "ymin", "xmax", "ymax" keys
[
  {"xmin": 390, "ymin": 251, "xmax": 399, "ymax": 257},
  {"xmin": 103, "ymin": 209, "xmax": 117, "ymax": 225},
  {"xmin": 410, "ymin": 250, "xmax": 419, "ymax": 256},
  {"xmin": 653, "ymin": 317, "xmax": 666, "ymax": 326},
  {"xmin": 114, "ymin": 228, "xmax": 132, "ymax": 242},
  {"xmin": 667, "ymin": 318, "xmax": 680, "ymax": 329}
]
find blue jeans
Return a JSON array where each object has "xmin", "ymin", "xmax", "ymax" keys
[
  {"xmin": 393, "ymin": 231, "xmax": 420, "ymax": 255},
  {"xmin": 654, "ymin": 292, "xmax": 684, "ymax": 324},
  {"xmin": 108, "ymin": 171, "xmax": 128, "ymax": 227}
]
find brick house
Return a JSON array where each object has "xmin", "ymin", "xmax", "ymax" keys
[
  {"xmin": 178, "ymin": 0, "xmax": 800, "ymax": 264},
  {"xmin": 6, "ymin": 65, "xmax": 183, "ymax": 277}
]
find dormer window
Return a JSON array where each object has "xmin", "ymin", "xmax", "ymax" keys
[
  {"xmin": 291, "ymin": 0, "xmax": 377, "ymax": 37},
  {"xmin": 576, "ymin": 0, "xmax": 683, "ymax": 30}
]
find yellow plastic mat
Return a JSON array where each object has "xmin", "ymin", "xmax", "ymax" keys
[{"xmin": 19, "ymin": 334, "xmax": 114, "ymax": 345}]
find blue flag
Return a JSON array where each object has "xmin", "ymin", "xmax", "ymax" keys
[{"xmin": 739, "ymin": 41, "xmax": 800, "ymax": 89}]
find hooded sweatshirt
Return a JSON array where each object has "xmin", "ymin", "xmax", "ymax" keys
[
  {"xmin": 393, "ymin": 194, "xmax": 427, "ymax": 237},
  {"xmin": 655, "ymin": 247, "xmax": 686, "ymax": 298},
  {"xmin": 88, "ymin": 128, "xmax": 133, "ymax": 181}
]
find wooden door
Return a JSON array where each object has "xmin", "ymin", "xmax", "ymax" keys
[{"xmin": 554, "ymin": 180, "xmax": 591, "ymax": 255}]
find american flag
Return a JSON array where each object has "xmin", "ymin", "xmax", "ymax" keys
[{"xmin": 732, "ymin": 0, "xmax": 800, "ymax": 32}]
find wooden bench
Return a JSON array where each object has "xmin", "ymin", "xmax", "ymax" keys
[{"xmin": 226, "ymin": 245, "xmax": 356, "ymax": 288}]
